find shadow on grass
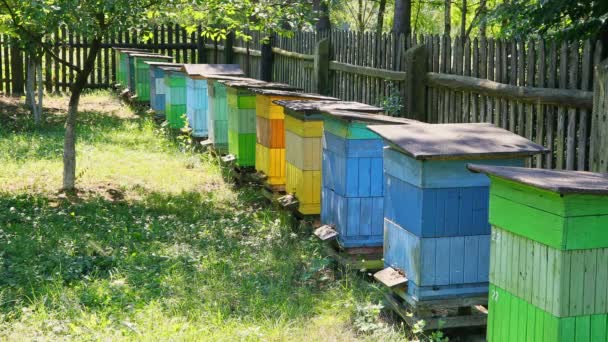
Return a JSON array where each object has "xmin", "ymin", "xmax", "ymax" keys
[
  {"xmin": 0, "ymin": 187, "xmax": 341, "ymax": 322},
  {"xmin": 0, "ymin": 95, "xmax": 168, "ymax": 162}
]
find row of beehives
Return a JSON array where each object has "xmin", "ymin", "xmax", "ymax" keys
[{"xmin": 113, "ymin": 47, "xmax": 608, "ymax": 340}]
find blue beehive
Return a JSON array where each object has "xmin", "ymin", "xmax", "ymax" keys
[
  {"xmin": 183, "ymin": 64, "xmax": 244, "ymax": 138},
  {"xmin": 369, "ymin": 123, "xmax": 548, "ymax": 301},
  {"xmin": 320, "ymin": 110, "xmax": 416, "ymax": 249},
  {"xmin": 146, "ymin": 62, "xmax": 182, "ymax": 116}
]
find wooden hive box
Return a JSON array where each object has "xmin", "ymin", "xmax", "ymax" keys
[
  {"xmin": 468, "ymin": 165, "xmax": 608, "ymax": 341},
  {"xmin": 320, "ymin": 110, "xmax": 416, "ymax": 248},
  {"xmin": 182, "ymin": 65, "xmax": 244, "ymax": 138},
  {"xmin": 161, "ymin": 67, "xmax": 187, "ymax": 129},
  {"xmin": 206, "ymin": 77, "xmax": 252, "ymax": 154},
  {"xmin": 222, "ymin": 80, "xmax": 301, "ymax": 168},
  {"xmin": 125, "ymin": 51, "xmax": 163, "ymax": 94},
  {"xmin": 275, "ymin": 100, "xmax": 383, "ymax": 215},
  {"xmin": 252, "ymin": 89, "xmax": 335, "ymax": 188},
  {"xmin": 145, "ymin": 62, "xmax": 182, "ymax": 116},
  {"xmin": 112, "ymin": 48, "xmax": 150, "ymax": 89},
  {"xmin": 369, "ymin": 123, "xmax": 548, "ymax": 301},
  {"xmin": 132, "ymin": 54, "xmax": 173, "ymax": 102}
]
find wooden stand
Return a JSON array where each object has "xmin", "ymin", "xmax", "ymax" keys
[
  {"xmin": 384, "ymin": 288, "xmax": 488, "ymax": 331},
  {"xmin": 323, "ymin": 240, "xmax": 383, "ymax": 271},
  {"xmin": 231, "ymin": 165, "xmax": 257, "ymax": 185}
]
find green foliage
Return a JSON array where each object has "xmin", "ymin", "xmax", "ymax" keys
[
  {"xmin": 379, "ymin": 82, "xmax": 403, "ymax": 116},
  {"xmin": 485, "ymin": 0, "xmax": 608, "ymax": 40}
]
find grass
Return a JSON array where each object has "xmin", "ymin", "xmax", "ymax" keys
[{"xmin": 0, "ymin": 91, "xmax": 420, "ymax": 341}]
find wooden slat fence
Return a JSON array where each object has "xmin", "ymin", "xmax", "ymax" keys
[
  {"xmin": 0, "ymin": 25, "xmax": 204, "ymax": 93},
  {"xmin": 424, "ymin": 36, "xmax": 603, "ymax": 171},
  {"xmin": 1, "ymin": 27, "xmax": 606, "ymax": 172}
]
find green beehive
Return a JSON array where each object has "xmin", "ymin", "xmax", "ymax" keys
[
  {"xmin": 222, "ymin": 80, "xmax": 300, "ymax": 168},
  {"xmin": 133, "ymin": 54, "xmax": 173, "ymax": 102},
  {"xmin": 468, "ymin": 165, "xmax": 608, "ymax": 341},
  {"xmin": 162, "ymin": 66, "xmax": 187, "ymax": 129},
  {"xmin": 111, "ymin": 48, "xmax": 150, "ymax": 89},
  {"xmin": 205, "ymin": 76, "xmax": 251, "ymax": 154}
]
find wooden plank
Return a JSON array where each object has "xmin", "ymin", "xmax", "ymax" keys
[
  {"xmin": 578, "ymin": 40, "xmax": 592, "ymax": 171},
  {"xmin": 479, "ymin": 37, "xmax": 487, "ymax": 122},
  {"xmin": 535, "ymin": 40, "xmax": 546, "ymax": 168},
  {"xmin": 566, "ymin": 41, "xmax": 579, "ymax": 170},
  {"xmin": 327, "ymin": 60, "xmax": 408, "ymax": 81},
  {"xmin": 546, "ymin": 42, "xmax": 558, "ymax": 168},
  {"xmin": 556, "ymin": 41, "xmax": 568, "ymax": 169},
  {"xmin": 524, "ymin": 40, "xmax": 535, "ymax": 165},
  {"xmin": 508, "ymin": 40, "xmax": 517, "ymax": 132},
  {"xmin": 487, "ymin": 38, "xmax": 495, "ymax": 124},
  {"xmin": 500, "ymin": 40, "xmax": 508, "ymax": 128},
  {"xmin": 465, "ymin": 38, "xmax": 473, "ymax": 122},
  {"xmin": 454, "ymin": 37, "xmax": 463, "ymax": 123},
  {"xmin": 517, "ymin": 40, "xmax": 525, "ymax": 137},
  {"xmin": 425, "ymin": 73, "xmax": 593, "ymax": 109}
]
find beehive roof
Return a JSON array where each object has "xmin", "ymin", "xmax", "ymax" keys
[
  {"xmin": 250, "ymin": 89, "xmax": 333, "ymax": 98},
  {"xmin": 143, "ymin": 62, "xmax": 183, "ymax": 67},
  {"xmin": 224, "ymin": 81, "xmax": 302, "ymax": 91},
  {"xmin": 467, "ymin": 165, "xmax": 608, "ymax": 195},
  {"xmin": 182, "ymin": 64, "xmax": 244, "ymax": 78},
  {"xmin": 368, "ymin": 123, "xmax": 549, "ymax": 160},
  {"xmin": 323, "ymin": 110, "xmax": 415, "ymax": 124},
  {"xmin": 129, "ymin": 53, "xmax": 173, "ymax": 60},
  {"xmin": 274, "ymin": 100, "xmax": 383, "ymax": 114}
]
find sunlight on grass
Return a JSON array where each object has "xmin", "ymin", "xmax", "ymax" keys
[{"xmin": 0, "ymin": 91, "xmax": 413, "ymax": 341}]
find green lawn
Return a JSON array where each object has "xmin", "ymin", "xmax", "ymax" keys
[{"xmin": 0, "ymin": 91, "xmax": 417, "ymax": 341}]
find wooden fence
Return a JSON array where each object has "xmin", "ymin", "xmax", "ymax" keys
[
  {"xmin": 0, "ymin": 26, "xmax": 606, "ymax": 172},
  {"xmin": 0, "ymin": 25, "xmax": 205, "ymax": 93}
]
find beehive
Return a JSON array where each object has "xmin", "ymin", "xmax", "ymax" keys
[
  {"xmin": 162, "ymin": 67, "xmax": 187, "ymax": 129},
  {"xmin": 125, "ymin": 51, "xmax": 164, "ymax": 94},
  {"xmin": 222, "ymin": 80, "xmax": 300, "ymax": 168},
  {"xmin": 320, "ymin": 110, "xmax": 415, "ymax": 248},
  {"xmin": 275, "ymin": 100, "xmax": 383, "ymax": 215},
  {"xmin": 252, "ymin": 89, "xmax": 336, "ymax": 188},
  {"xmin": 467, "ymin": 165, "xmax": 608, "ymax": 341},
  {"xmin": 182, "ymin": 65, "xmax": 244, "ymax": 138},
  {"xmin": 205, "ymin": 76, "xmax": 259, "ymax": 154},
  {"xmin": 132, "ymin": 55, "xmax": 173, "ymax": 102},
  {"xmin": 369, "ymin": 123, "xmax": 549, "ymax": 301},
  {"xmin": 146, "ymin": 62, "xmax": 182, "ymax": 116},
  {"xmin": 112, "ymin": 48, "xmax": 150, "ymax": 89}
]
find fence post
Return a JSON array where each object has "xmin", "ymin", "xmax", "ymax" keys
[
  {"xmin": 314, "ymin": 38, "xmax": 330, "ymax": 95},
  {"xmin": 10, "ymin": 42, "xmax": 24, "ymax": 95},
  {"xmin": 223, "ymin": 31, "xmax": 235, "ymax": 64},
  {"xmin": 403, "ymin": 44, "xmax": 428, "ymax": 121},
  {"xmin": 196, "ymin": 26, "xmax": 206, "ymax": 63},
  {"xmin": 590, "ymin": 58, "xmax": 608, "ymax": 173},
  {"xmin": 260, "ymin": 35, "xmax": 274, "ymax": 81}
]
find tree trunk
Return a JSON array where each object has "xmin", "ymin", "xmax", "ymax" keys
[
  {"xmin": 376, "ymin": 0, "xmax": 387, "ymax": 36},
  {"xmin": 460, "ymin": 0, "xmax": 467, "ymax": 38},
  {"xmin": 313, "ymin": 0, "xmax": 331, "ymax": 31},
  {"xmin": 375, "ymin": 0, "xmax": 387, "ymax": 67},
  {"xmin": 63, "ymin": 37, "xmax": 101, "ymax": 191},
  {"xmin": 26, "ymin": 55, "xmax": 35, "ymax": 112},
  {"xmin": 392, "ymin": 0, "xmax": 411, "ymax": 36},
  {"xmin": 357, "ymin": 0, "xmax": 364, "ymax": 33},
  {"xmin": 36, "ymin": 56, "xmax": 43, "ymax": 123},
  {"xmin": 479, "ymin": 0, "xmax": 487, "ymax": 38},
  {"xmin": 444, "ymin": 0, "xmax": 451, "ymax": 35}
]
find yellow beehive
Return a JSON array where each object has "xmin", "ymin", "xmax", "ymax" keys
[
  {"xmin": 252, "ymin": 89, "xmax": 338, "ymax": 189},
  {"xmin": 276, "ymin": 100, "xmax": 383, "ymax": 215}
]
